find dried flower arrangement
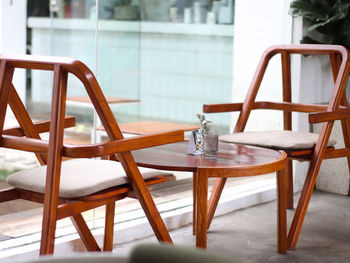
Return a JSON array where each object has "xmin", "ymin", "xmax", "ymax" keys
[{"xmin": 196, "ymin": 112, "xmax": 216, "ymax": 135}]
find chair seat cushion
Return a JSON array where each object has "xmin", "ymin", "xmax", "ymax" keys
[
  {"xmin": 219, "ymin": 130, "xmax": 337, "ymax": 150},
  {"xmin": 6, "ymin": 159, "xmax": 163, "ymax": 198}
]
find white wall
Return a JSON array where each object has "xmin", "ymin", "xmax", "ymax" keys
[
  {"xmin": 232, "ymin": 1, "xmax": 312, "ymax": 193},
  {"xmin": 0, "ymin": 0, "xmax": 27, "ymax": 102},
  {"xmin": 231, "ymin": 0, "xmax": 292, "ymax": 130}
]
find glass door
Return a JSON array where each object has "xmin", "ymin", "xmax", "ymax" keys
[
  {"xmin": 27, "ymin": 0, "xmax": 143, "ymax": 232},
  {"xmin": 96, "ymin": 0, "xmax": 142, "ymax": 124},
  {"xmin": 27, "ymin": 0, "xmax": 142, "ymax": 135},
  {"xmin": 27, "ymin": 0, "xmax": 234, "ymax": 134}
]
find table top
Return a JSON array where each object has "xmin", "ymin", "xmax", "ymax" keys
[
  {"xmin": 132, "ymin": 141, "xmax": 286, "ymax": 175},
  {"xmin": 97, "ymin": 121, "xmax": 200, "ymax": 135},
  {"xmin": 67, "ymin": 96, "xmax": 140, "ymax": 104}
]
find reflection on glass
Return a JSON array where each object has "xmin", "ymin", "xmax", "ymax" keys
[
  {"xmin": 27, "ymin": 0, "xmax": 234, "ymax": 132},
  {"xmin": 52, "ymin": 1, "xmax": 234, "ymax": 23}
]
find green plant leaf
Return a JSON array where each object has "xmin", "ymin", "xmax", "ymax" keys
[
  {"xmin": 290, "ymin": 0, "xmax": 330, "ymax": 21},
  {"xmin": 289, "ymin": 0, "xmax": 350, "ymax": 50},
  {"xmin": 308, "ymin": 13, "xmax": 345, "ymax": 31}
]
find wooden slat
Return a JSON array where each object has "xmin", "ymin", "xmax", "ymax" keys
[
  {"xmin": 203, "ymin": 101, "xmax": 330, "ymax": 114},
  {"xmin": 0, "ymin": 135, "xmax": 49, "ymax": 153},
  {"xmin": 0, "ymin": 188, "xmax": 20, "ymax": 203},
  {"xmin": 62, "ymin": 130, "xmax": 184, "ymax": 158},
  {"xmin": 309, "ymin": 109, "xmax": 350, "ymax": 123},
  {"xmin": 284, "ymin": 146, "xmax": 335, "ymax": 158},
  {"xmin": 103, "ymin": 202, "xmax": 115, "ymax": 251},
  {"xmin": 323, "ymin": 148, "xmax": 350, "ymax": 159},
  {"xmin": 203, "ymin": 103, "xmax": 243, "ymax": 113},
  {"xmin": 254, "ymin": 101, "xmax": 329, "ymax": 112},
  {"xmin": 71, "ymin": 214, "xmax": 101, "ymax": 252},
  {"xmin": 281, "ymin": 51, "xmax": 293, "ymax": 210},
  {"xmin": 40, "ymin": 65, "xmax": 67, "ymax": 255},
  {"xmin": 8, "ymin": 86, "xmax": 47, "ymax": 165},
  {"xmin": 0, "ymin": 61, "xmax": 14, "ymax": 136},
  {"xmin": 57, "ymin": 195, "xmax": 125, "ymax": 221},
  {"xmin": 1, "ymin": 129, "xmax": 183, "ymax": 158},
  {"xmin": 281, "ymin": 51, "xmax": 292, "ymax": 130}
]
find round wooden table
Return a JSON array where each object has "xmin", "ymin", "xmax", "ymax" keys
[{"xmin": 131, "ymin": 141, "xmax": 288, "ymax": 253}]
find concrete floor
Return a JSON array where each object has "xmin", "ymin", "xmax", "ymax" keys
[
  {"xmin": 3, "ymin": 191, "xmax": 350, "ymax": 262},
  {"xmin": 114, "ymin": 191, "xmax": 350, "ymax": 263}
]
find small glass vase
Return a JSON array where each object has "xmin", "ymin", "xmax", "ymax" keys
[{"xmin": 203, "ymin": 133, "xmax": 219, "ymax": 158}]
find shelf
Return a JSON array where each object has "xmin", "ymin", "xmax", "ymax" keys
[{"xmin": 28, "ymin": 17, "xmax": 233, "ymax": 37}]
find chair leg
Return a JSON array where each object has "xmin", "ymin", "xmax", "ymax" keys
[
  {"xmin": 276, "ymin": 167, "xmax": 287, "ymax": 254},
  {"xmin": 287, "ymin": 157, "xmax": 322, "ymax": 249},
  {"xmin": 40, "ymin": 208, "xmax": 58, "ymax": 255},
  {"xmin": 207, "ymin": 178, "xmax": 227, "ymax": 230},
  {"xmin": 120, "ymin": 153, "xmax": 172, "ymax": 243},
  {"xmin": 71, "ymin": 214, "xmax": 101, "ymax": 252},
  {"xmin": 103, "ymin": 202, "xmax": 116, "ymax": 251},
  {"xmin": 137, "ymin": 188, "xmax": 172, "ymax": 243},
  {"xmin": 286, "ymin": 159, "xmax": 294, "ymax": 209},
  {"xmin": 40, "ymin": 184, "xmax": 61, "ymax": 255}
]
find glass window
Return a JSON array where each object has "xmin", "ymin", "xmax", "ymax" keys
[
  {"xmin": 0, "ymin": 1, "xmax": 235, "ymax": 254},
  {"xmin": 26, "ymin": 0, "xmax": 234, "ymax": 133}
]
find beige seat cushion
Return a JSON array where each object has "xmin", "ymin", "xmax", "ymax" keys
[
  {"xmin": 219, "ymin": 130, "xmax": 337, "ymax": 150},
  {"xmin": 6, "ymin": 159, "xmax": 163, "ymax": 198}
]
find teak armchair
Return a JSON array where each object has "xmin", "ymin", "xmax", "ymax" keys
[
  {"xmin": 0, "ymin": 54, "xmax": 184, "ymax": 255},
  {"xmin": 203, "ymin": 44, "xmax": 350, "ymax": 250}
]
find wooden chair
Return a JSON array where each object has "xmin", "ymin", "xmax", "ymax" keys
[
  {"xmin": 203, "ymin": 44, "xmax": 350, "ymax": 250},
  {"xmin": 0, "ymin": 54, "xmax": 184, "ymax": 255}
]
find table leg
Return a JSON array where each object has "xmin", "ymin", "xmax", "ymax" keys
[
  {"xmin": 276, "ymin": 167, "xmax": 287, "ymax": 254},
  {"xmin": 196, "ymin": 169, "xmax": 208, "ymax": 248},
  {"xmin": 193, "ymin": 171, "xmax": 198, "ymax": 236}
]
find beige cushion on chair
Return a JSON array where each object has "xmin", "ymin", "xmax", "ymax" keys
[
  {"xmin": 219, "ymin": 130, "xmax": 337, "ymax": 150},
  {"xmin": 6, "ymin": 159, "xmax": 162, "ymax": 198}
]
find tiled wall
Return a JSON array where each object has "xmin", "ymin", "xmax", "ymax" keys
[
  {"xmin": 138, "ymin": 32, "xmax": 233, "ymax": 125},
  {"xmin": 29, "ymin": 19, "xmax": 233, "ymax": 130}
]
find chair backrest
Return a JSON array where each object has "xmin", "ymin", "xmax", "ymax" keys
[
  {"xmin": 0, "ymin": 54, "xmax": 145, "ymax": 218},
  {"xmin": 0, "ymin": 54, "xmax": 123, "ymax": 141},
  {"xmin": 234, "ymin": 44, "xmax": 350, "ymax": 134}
]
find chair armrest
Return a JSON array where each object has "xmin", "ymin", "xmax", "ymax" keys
[
  {"xmin": 0, "ymin": 129, "xmax": 183, "ymax": 157},
  {"xmin": 203, "ymin": 103, "xmax": 243, "ymax": 113},
  {"xmin": 63, "ymin": 130, "xmax": 184, "ymax": 158},
  {"xmin": 3, "ymin": 116, "xmax": 76, "ymax": 136},
  {"xmin": 203, "ymin": 102, "xmax": 331, "ymax": 114},
  {"xmin": 309, "ymin": 109, "xmax": 350, "ymax": 123}
]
